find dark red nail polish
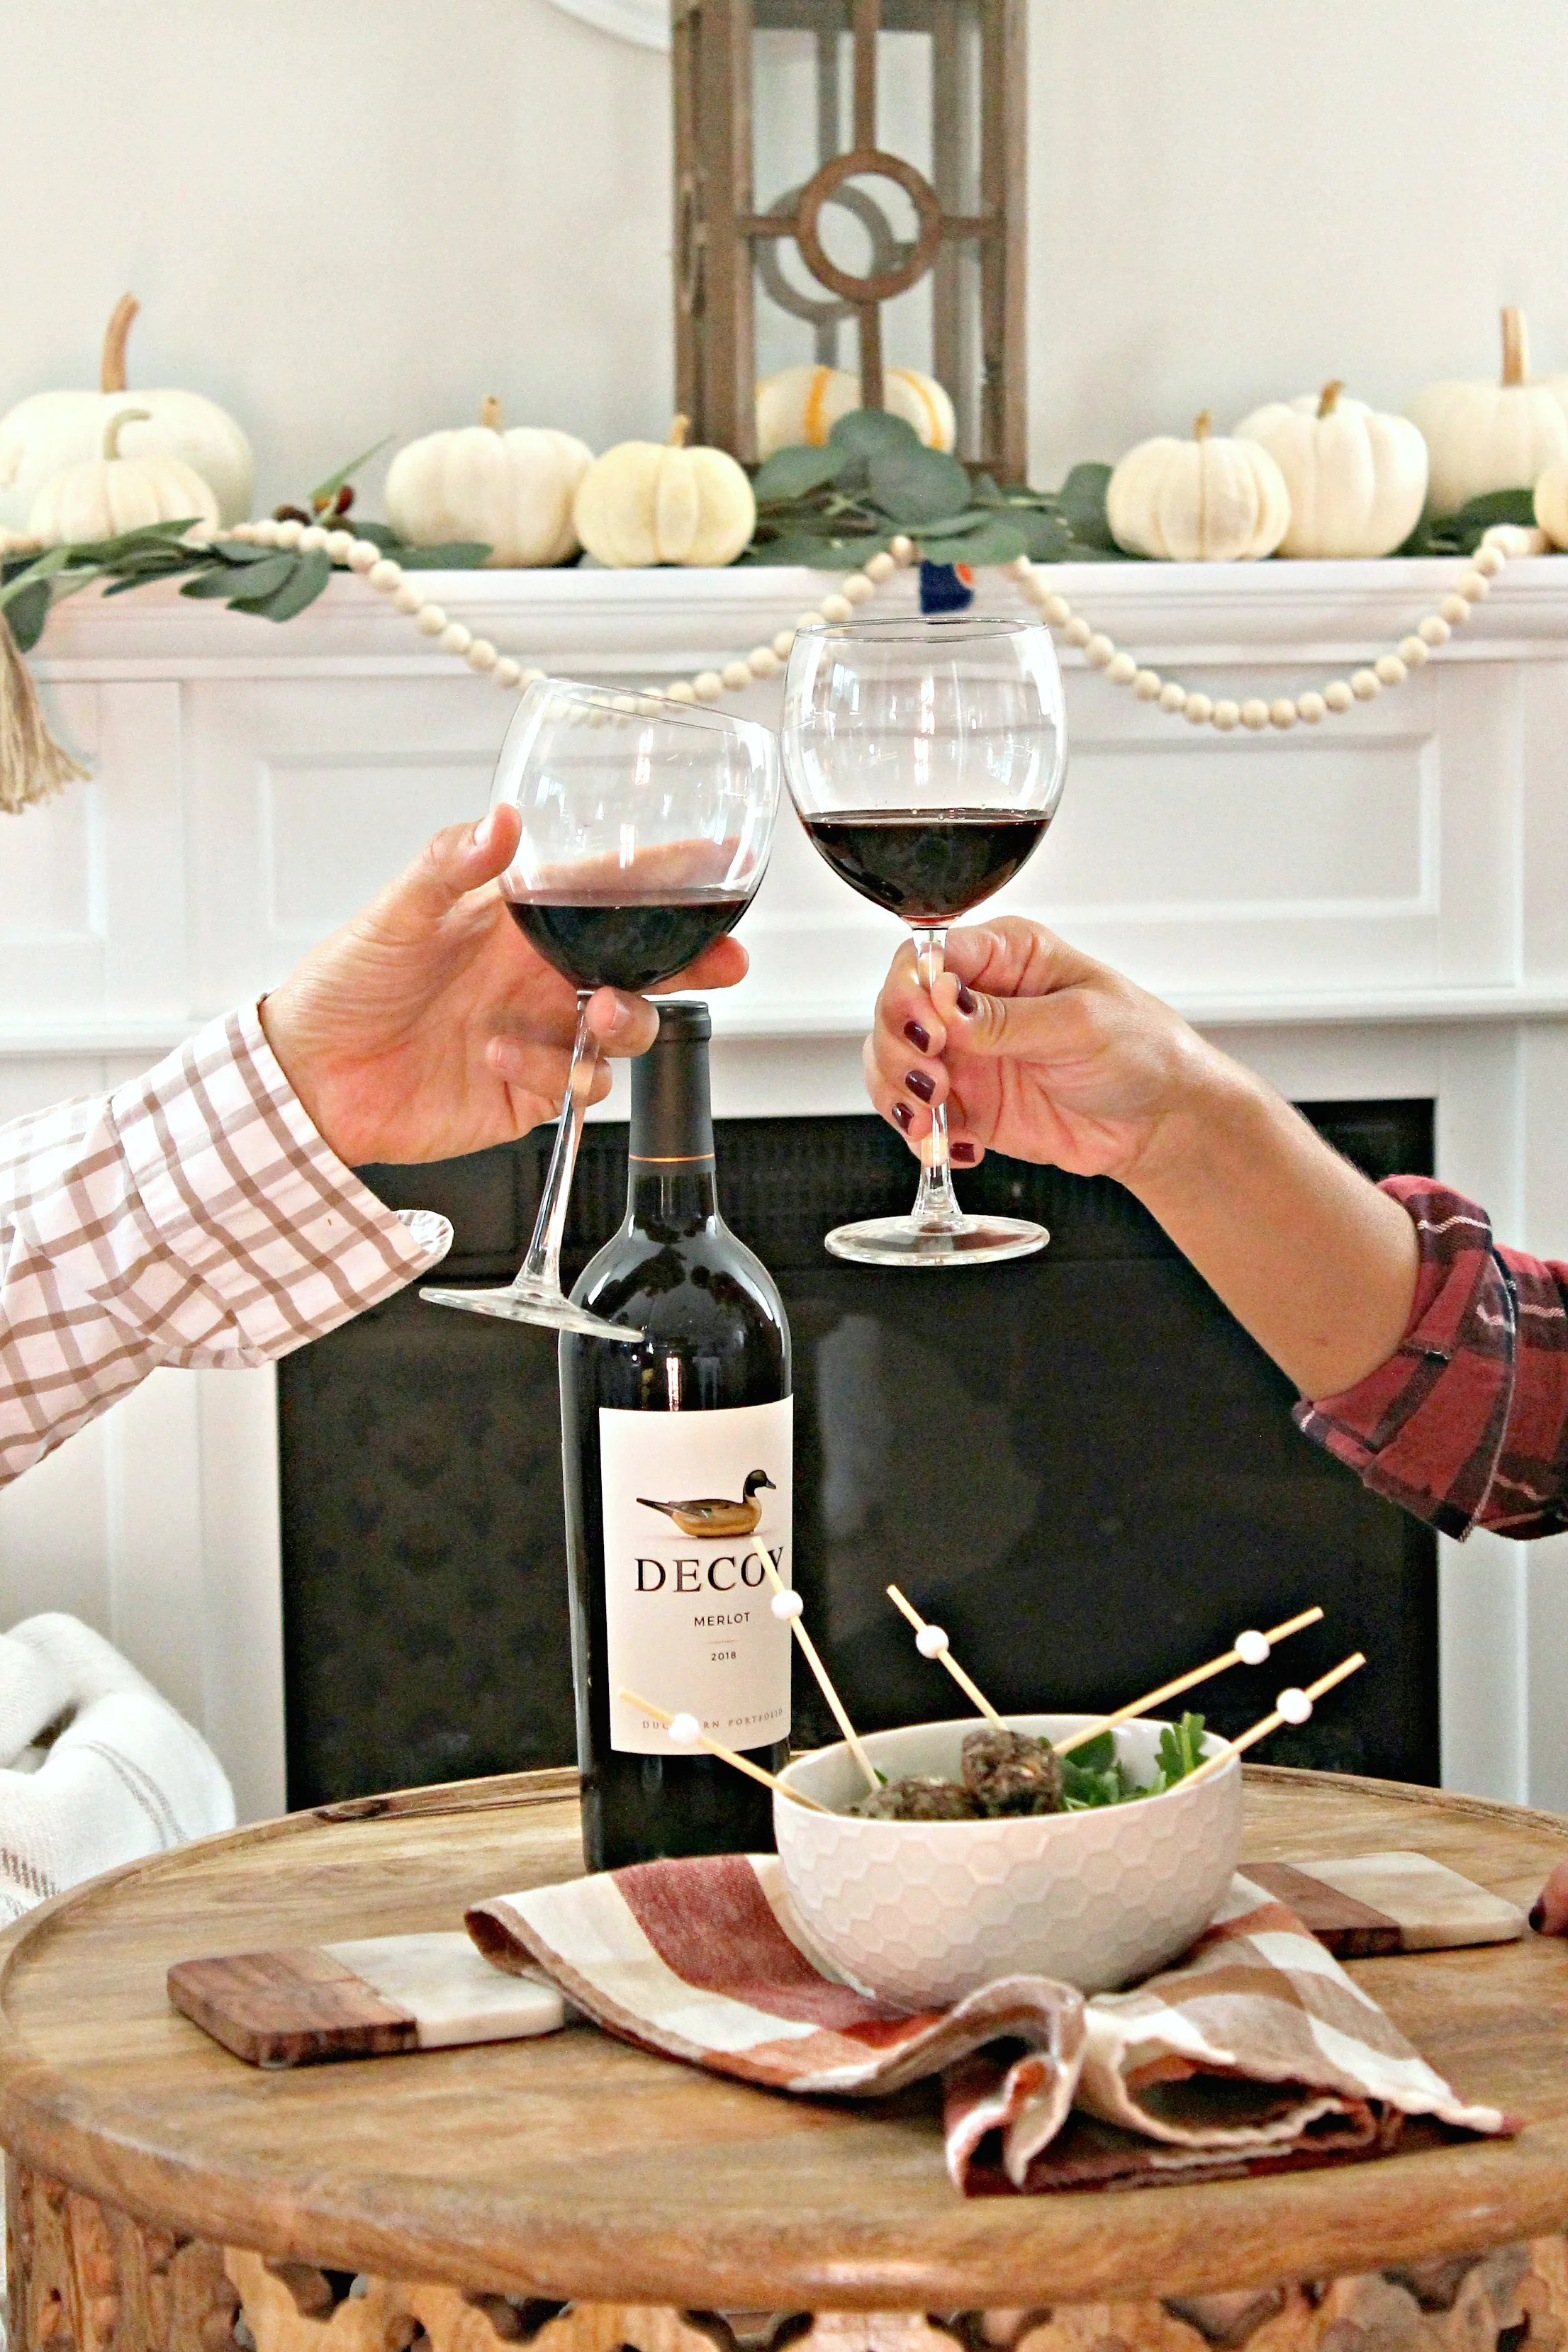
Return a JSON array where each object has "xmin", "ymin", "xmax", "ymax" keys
[
  {"xmin": 903, "ymin": 1019, "xmax": 931, "ymax": 1053},
  {"xmin": 905, "ymin": 1068, "xmax": 936, "ymax": 1103},
  {"xmin": 956, "ymin": 982, "xmax": 978, "ymax": 1016},
  {"xmin": 1531, "ymin": 1901, "xmax": 1546, "ymax": 1932},
  {"xmin": 891, "ymin": 1100, "xmax": 913, "ymax": 1132},
  {"xmin": 951, "ymin": 1140, "xmax": 978, "ymax": 1164}
]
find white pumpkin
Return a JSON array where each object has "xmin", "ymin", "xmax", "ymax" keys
[
  {"xmin": 28, "ymin": 406, "xmax": 220, "ymax": 544},
  {"xmin": 1106, "ymin": 411, "xmax": 1291, "ymax": 561},
  {"xmin": 756, "ymin": 364, "xmax": 956, "ymax": 459},
  {"xmin": 0, "ymin": 296, "xmax": 253, "ymax": 530},
  {"xmin": 1405, "ymin": 308, "xmax": 1568, "ymax": 517},
  {"xmin": 1533, "ymin": 458, "xmax": 1568, "ymax": 549},
  {"xmin": 1233, "ymin": 381, "xmax": 1428, "ymax": 559},
  {"xmin": 573, "ymin": 416, "xmax": 756, "ymax": 568},
  {"xmin": 384, "ymin": 397, "xmax": 593, "ymax": 567}
]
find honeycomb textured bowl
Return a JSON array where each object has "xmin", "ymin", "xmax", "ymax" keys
[{"xmin": 774, "ymin": 1713, "xmax": 1242, "ymax": 2004}]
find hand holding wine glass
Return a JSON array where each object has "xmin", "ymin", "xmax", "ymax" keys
[
  {"xmin": 782, "ymin": 613, "xmax": 1066, "ymax": 1265},
  {"xmin": 422, "ymin": 678, "xmax": 779, "ymax": 1342},
  {"xmin": 260, "ymin": 803, "xmax": 749, "ymax": 1169}
]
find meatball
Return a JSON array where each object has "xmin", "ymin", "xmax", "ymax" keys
[
  {"xmin": 849, "ymin": 1773, "xmax": 980, "ymax": 1821},
  {"xmin": 961, "ymin": 1725, "xmax": 1064, "ymax": 1817}
]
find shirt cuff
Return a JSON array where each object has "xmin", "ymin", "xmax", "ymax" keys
[
  {"xmin": 107, "ymin": 1003, "xmax": 452, "ymax": 1358},
  {"xmin": 1293, "ymin": 1177, "xmax": 1511, "ymax": 1539}
]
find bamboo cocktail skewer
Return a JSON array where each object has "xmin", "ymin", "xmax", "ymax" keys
[
  {"xmin": 1181, "ymin": 1653, "xmax": 1367, "ymax": 1789},
  {"xmin": 617, "ymin": 1689, "xmax": 830, "ymax": 1813},
  {"xmin": 759, "ymin": 1559, "xmax": 880, "ymax": 1793},
  {"xmin": 885, "ymin": 1584, "xmax": 1005, "ymax": 1723},
  {"xmin": 1054, "ymin": 1604, "xmax": 1326, "ymax": 1757}
]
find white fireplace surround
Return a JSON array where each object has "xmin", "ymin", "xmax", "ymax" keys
[{"xmin": 3, "ymin": 557, "xmax": 1567, "ymax": 1825}]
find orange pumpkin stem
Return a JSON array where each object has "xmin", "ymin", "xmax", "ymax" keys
[
  {"xmin": 668, "ymin": 415, "xmax": 691, "ymax": 448},
  {"xmin": 1193, "ymin": 410, "xmax": 1212, "ymax": 443},
  {"xmin": 101, "ymin": 295, "xmax": 139, "ymax": 394},
  {"xmin": 1317, "ymin": 380, "xmax": 1345, "ymax": 419},
  {"xmin": 480, "ymin": 396, "xmax": 503, "ymax": 430},
  {"xmin": 1501, "ymin": 306, "xmax": 1528, "ymax": 388}
]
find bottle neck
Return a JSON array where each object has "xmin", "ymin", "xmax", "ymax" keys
[{"xmin": 627, "ymin": 1026, "xmax": 719, "ymax": 1235}]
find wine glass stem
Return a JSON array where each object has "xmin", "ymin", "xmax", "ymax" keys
[
  {"xmin": 517, "ymin": 993, "xmax": 599, "ymax": 1296},
  {"xmin": 910, "ymin": 927, "xmax": 964, "ymax": 1233}
]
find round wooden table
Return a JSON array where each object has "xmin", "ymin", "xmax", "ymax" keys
[{"xmin": 2, "ymin": 1766, "xmax": 1567, "ymax": 2352}]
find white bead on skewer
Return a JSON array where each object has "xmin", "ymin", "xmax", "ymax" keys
[
  {"xmin": 1181, "ymin": 1653, "xmax": 1367, "ymax": 1789},
  {"xmin": 886, "ymin": 1584, "xmax": 1005, "ymax": 1723},
  {"xmin": 620, "ymin": 1688, "xmax": 829, "ymax": 1812},
  {"xmin": 1053, "ymin": 1604, "xmax": 1325, "ymax": 1756},
  {"xmin": 756, "ymin": 1557, "xmax": 878, "ymax": 1791}
]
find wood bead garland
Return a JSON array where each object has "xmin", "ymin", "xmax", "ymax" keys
[
  {"xmin": 226, "ymin": 517, "xmax": 917, "ymax": 701},
  {"xmin": 1009, "ymin": 525, "xmax": 1547, "ymax": 729}
]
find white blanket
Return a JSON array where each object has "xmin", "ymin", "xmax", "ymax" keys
[{"xmin": 0, "ymin": 1613, "xmax": 235, "ymax": 1925}]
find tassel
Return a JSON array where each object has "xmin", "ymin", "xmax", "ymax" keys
[{"xmin": 0, "ymin": 611, "xmax": 89, "ymax": 814}]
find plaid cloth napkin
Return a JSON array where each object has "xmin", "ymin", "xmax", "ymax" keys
[{"xmin": 467, "ymin": 1857, "xmax": 1513, "ymax": 2197}]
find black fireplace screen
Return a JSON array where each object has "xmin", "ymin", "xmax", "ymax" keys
[{"xmin": 277, "ymin": 1102, "xmax": 1438, "ymax": 1808}]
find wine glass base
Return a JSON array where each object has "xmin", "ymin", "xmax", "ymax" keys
[
  {"xmin": 420, "ymin": 1283, "xmax": 644, "ymax": 1343},
  {"xmin": 824, "ymin": 1215, "xmax": 1049, "ymax": 1268}
]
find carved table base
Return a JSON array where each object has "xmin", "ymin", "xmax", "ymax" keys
[{"xmin": 8, "ymin": 2168, "xmax": 1567, "ymax": 2352}]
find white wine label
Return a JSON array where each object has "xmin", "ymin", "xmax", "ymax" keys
[{"xmin": 600, "ymin": 1396, "xmax": 793, "ymax": 1756}]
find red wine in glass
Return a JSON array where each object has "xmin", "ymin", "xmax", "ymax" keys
[
  {"xmin": 508, "ymin": 891, "xmax": 751, "ymax": 994},
  {"xmin": 800, "ymin": 810, "xmax": 1051, "ymax": 924},
  {"xmin": 420, "ymin": 678, "xmax": 778, "ymax": 1340}
]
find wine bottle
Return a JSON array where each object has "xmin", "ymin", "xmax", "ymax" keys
[{"xmin": 559, "ymin": 999, "xmax": 793, "ymax": 1871}]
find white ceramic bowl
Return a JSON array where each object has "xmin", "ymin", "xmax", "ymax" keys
[{"xmin": 773, "ymin": 1713, "xmax": 1242, "ymax": 2005}]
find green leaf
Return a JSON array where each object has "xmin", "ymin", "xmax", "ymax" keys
[
  {"xmin": 1014, "ymin": 510, "xmax": 1071, "ymax": 563},
  {"xmin": 1155, "ymin": 1711, "xmax": 1207, "ymax": 1790},
  {"xmin": 869, "ymin": 444, "xmax": 973, "ymax": 527},
  {"xmin": 828, "ymin": 406, "xmax": 924, "ymax": 463},
  {"xmin": 182, "ymin": 554, "xmax": 295, "ymax": 601},
  {"xmin": 1058, "ymin": 461, "xmax": 1117, "ymax": 551},
  {"xmin": 2, "ymin": 576, "xmax": 53, "ymax": 651},
  {"xmin": 753, "ymin": 443, "xmax": 846, "ymax": 504},
  {"xmin": 393, "ymin": 540, "xmax": 492, "ymax": 569},
  {"xmin": 233, "ymin": 547, "xmax": 334, "ymax": 621},
  {"xmin": 60, "ymin": 520, "xmax": 206, "ymax": 564},
  {"xmin": 345, "ymin": 520, "xmax": 401, "ymax": 551},
  {"xmin": 919, "ymin": 516, "xmax": 1029, "ymax": 566},
  {"xmin": 206, "ymin": 539, "xmax": 289, "ymax": 566},
  {"xmin": 1068, "ymin": 1730, "xmax": 1115, "ymax": 1773},
  {"xmin": 307, "ymin": 434, "xmax": 395, "ymax": 510}
]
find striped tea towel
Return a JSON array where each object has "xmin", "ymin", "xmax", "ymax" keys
[{"xmin": 467, "ymin": 1857, "xmax": 1513, "ymax": 2196}]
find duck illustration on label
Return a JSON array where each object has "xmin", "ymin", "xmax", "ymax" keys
[
  {"xmin": 600, "ymin": 1402, "xmax": 793, "ymax": 1755},
  {"xmin": 637, "ymin": 1469, "xmax": 775, "ymax": 1539}
]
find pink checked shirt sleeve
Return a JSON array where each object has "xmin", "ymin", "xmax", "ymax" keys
[
  {"xmin": 0, "ymin": 1002, "xmax": 452, "ymax": 1488},
  {"xmin": 1294, "ymin": 1175, "xmax": 1568, "ymax": 1539}
]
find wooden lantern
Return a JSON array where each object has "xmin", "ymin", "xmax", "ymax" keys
[{"xmin": 672, "ymin": 0, "xmax": 1028, "ymax": 477}]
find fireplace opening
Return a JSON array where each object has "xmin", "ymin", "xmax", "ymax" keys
[{"xmin": 277, "ymin": 1100, "xmax": 1437, "ymax": 1808}]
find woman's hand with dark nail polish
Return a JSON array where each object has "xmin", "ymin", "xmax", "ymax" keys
[
  {"xmin": 955, "ymin": 982, "xmax": 978, "ymax": 1016},
  {"xmin": 951, "ymin": 1139, "xmax": 978, "ymax": 1164},
  {"xmin": 903, "ymin": 1019, "xmax": 931, "ymax": 1053},
  {"xmin": 1533, "ymin": 1858, "xmax": 1568, "ymax": 1933},
  {"xmin": 905, "ymin": 1068, "xmax": 935, "ymax": 1103},
  {"xmin": 891, "ymin": 1099, "xmax": 913, "ymax": 1132}
]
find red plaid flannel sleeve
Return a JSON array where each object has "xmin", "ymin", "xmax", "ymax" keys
[
  {"xmin": 0, "ymin": 1003, "xmax": 452, "ymax": 1489},
  {"xmin": 1294, "ymin": 1175, "xmax": 1568, "ymax": 1539}
]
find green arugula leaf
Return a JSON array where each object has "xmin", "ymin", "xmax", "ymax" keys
[
  {"xmin": 753, "ymin": 444, "xmax": 846, "ymax": 505},
  {"xmin": 1068, "ymin": 1730, "xmax": 1116, "ymax": 1772},
  {"xmin": 1155, "ymin": 1712, "xmax": 1207, "ymax": 1790}
]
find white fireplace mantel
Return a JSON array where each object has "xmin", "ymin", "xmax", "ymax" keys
[{"xmin": 4, "ymin": 556, "xmax": 1568, "ymax": 1825}]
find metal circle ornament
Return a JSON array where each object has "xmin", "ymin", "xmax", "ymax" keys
[{"xmin": 792, "ymin": 149, "xmax": 943, "ymax": 306}]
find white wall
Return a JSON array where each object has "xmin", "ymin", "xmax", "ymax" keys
[{"xmin": 4, "ymin": 1, "xmax": 1568, "ymax": 505}]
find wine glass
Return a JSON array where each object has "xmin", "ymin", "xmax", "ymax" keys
[
  {"xmin": 781, "ymin": 612, "xmax": 1066, "ymax": 1266},
  {"xmin": 422, "ymin": 678, "xmax": 779, "ymax": 1341}
]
